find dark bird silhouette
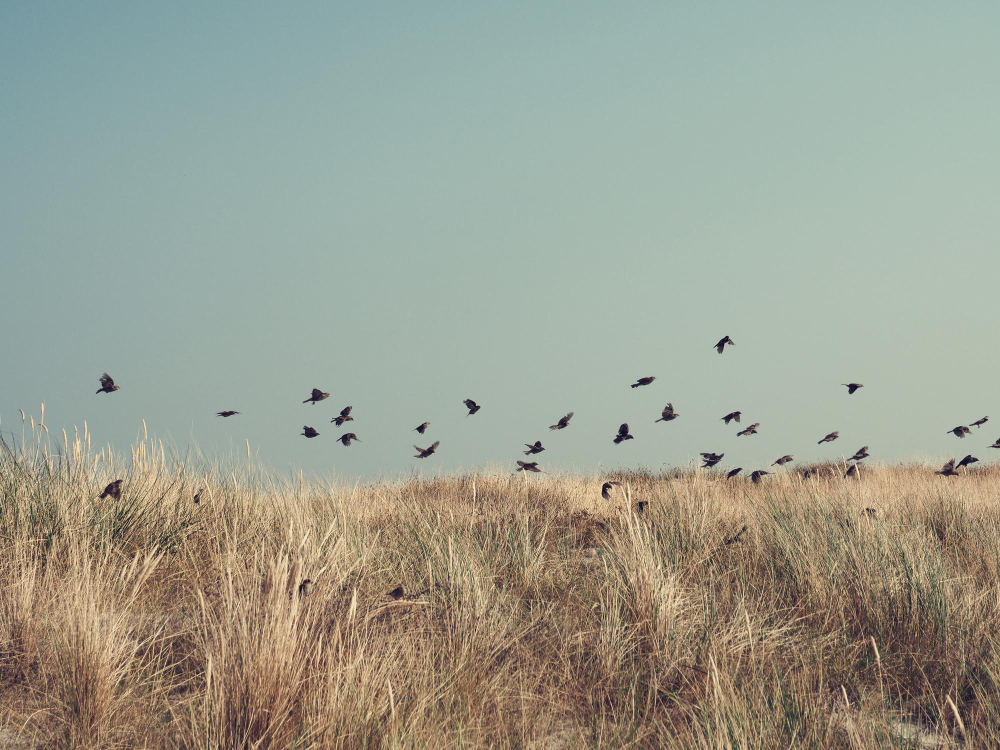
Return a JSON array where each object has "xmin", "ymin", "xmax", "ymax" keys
[
  {"xmin": 99, "ymin": 479, "xmax": 122, "ymax": 500},
  {"xmin": 655, "ymin": 404, "xmax": 679, "ymax": 423},
  {"xmin": 750, "ymin": 470, "xmax": 769, "ymax": 484},
  {"xmin": 736, "ymin": 423, "xmax": 760, "ymax": 437},
  {"xmin": 389, "ymin": 586, "xmax": 405, "ymax": 600},
  {"xmin": 715, "ymin": 336, "xmax": 734, "ymax": 354},
  {"xmin": 302, "ymin": 426, "xmax": 319, "ymax": 438},
  {"xmin": 414, "ymin": 422, "xmax": 430, "ymax": 434},
  {"xmin": 524, "ymin": 441, "xmax": 545, "ymax": 455},
  {"xmin": 303, "ymin": 389, "xmax": 329, "ymax": 405},
  {"xmin": 636, "ymin": 501, "xmax": 649, "ymax": 514},
  {"xmin": 414, "ymin": 441, "xmax": 440, "ymax": 459},
  {"xmin": 631, "ymin": 376, "xmax": 656, "ymax": 388},
  {"xmin": 724, "ymin": 525, "xmax": 747, "ymax": 545},
  {"xmin": 550, "ymin": 412, "xmax": 574, "ymax": 430},
  {"xmin": 601, "ymin": 481, "xmax": 621, "ymax": 500},
  {"xmin": 194, "ymin": 489, "xmax": 203, "ymax": 504},
  {"xmin": 216, "ymin": 411, "xmax": 240, "ymax": 417},
  {"xmin": 702, "ymin": 456, "xmax": 723, "ymax": 468},
  {"xmin": 948, "ymin": 426, "xmax": 972, "ymax": 439},
  {"xmin": 297, "ymin": 579, "xmax": 313, "ymax": 597},
  {"xmin": 339, "ymin": 433, "xmax": 360, "ymax": 446},
  {"xmin": 721, "ymin": 411, "xmax": 741, "ymax": 425},
  {"xmin": 772, "ymin": 455, "xmax": 794, "ymax": 467},
  {"xmin": 818, "ymin": 431, "xmax": 839, "ymax": 444},
  {"xmin": 989, "ymin": 438, "xmax": 1000, "ymax": 449},
  {"xmin": 971, "ymin": 416, "xmax": 989, "ymax": 429},
  {"xmin": 843, "ymin": 383, "xmax": 864, "ymax": 395},
  {"xmin": 936, "ymin": 459, "xmax": 959, "ymax": 477},
  {"xmin": 613, "ymin": 423, "xmax": 634, "ymax": 444},
  {"xmin": 463, "ymin": 399, "xmax": 481, "ymax": 416},
  {"xmin": 332, "ymin": 406, "xmax": 353, "ymax": 427},
  {"xmin": 96, "ymin": 373, "xmax": 120, "ymax": 394},
  {"xmin": 958, "ymin": 454, "xmax": 978, "ymax": 469},
  {"xmin": 845, "ymin": 463, "xmax": 860, "ymax": 479},
  {"xmin": 516, "ymin": 460, "xmax": 542, "ymax": 473},
  {"xmin": 727, "ymin": 467, "xmax": 743, "ymax": 479},
  {"xmin": 701, "ymin": 452, "xmax": 724, "ymax": 462},
  {"xmin": 848, "ymin": 446, "xmax": 869, "ymax": 461}
]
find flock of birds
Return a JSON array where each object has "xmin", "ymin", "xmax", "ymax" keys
[{"xmin": 92, "ymin": 336, "xmax": 996, "ymax": 504}]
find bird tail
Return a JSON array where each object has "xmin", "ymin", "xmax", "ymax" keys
[{"xmin": 630, "ymin": 384, "xmax": 638, "ymax": 388}]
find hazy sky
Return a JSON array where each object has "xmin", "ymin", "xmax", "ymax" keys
[{"xmin": 3, "ymin": 2, "xmax": 999, "ymax": 479}]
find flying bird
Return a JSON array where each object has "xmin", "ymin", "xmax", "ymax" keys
[
  {"xmin": 463, "ymin": 399, "xmax": 481, "ymax": 416},
  {"xmin": 414, "ymin": 441, "xmax": 440, "ymax": 459},
  {"xmin": 613, "ymin": 423, "xmax": 634, "ymax": 444},
  {"xmin": 549, "ymin": 412, "xmax": 574, "ymax": 430},
  {"xmin": 414, "ymin": 422, "xmax": 430, "ymax": 434},
  {"xmin": 655, "ymin": 404, "xmax": 679, "ymax": 423},
  {"xmin": 216, "ymin": 411, "xmax": 240, "ymax": 417},
  {"xmin": 818, "ymin": 431, "xmax": 839, "ymax": 444},
  {"xmin": 936, "ymin": 459, "xmax": 958, "ymax": 477},
  {"xmin": 736, "ymin": 423, "xmax": 760, "ymax": 437},
  {"xmin": 303, "ymin": 389, "xmax": 330, "ymax": 405},
  {"xmin": 701, "ymin": 452, "xmax": 724, "ymax": 462},
  {"xmin": 772, "ymin": 455, "xmax": 794, "ymax": 466},
  {"xmin": 843, "ymin": 383, "xmax": 864, "ymax": 395},
  {"xmin": 971, "ymin": 416, "xmax": 989, "ymax": 429},
  {"xmin": 338, "ymin": 433, "xmax": 360, "ymax": 446},
  {"xmin": 96, "ymin": 373, "xmax": 120, "ymax": 394},
  {"xmin": 948, "ymin": 426, "xmax": 972, "ymax": 439},
  {"xmin": 721, "ymin": 411, "xmax": 741, "ymax": 425},
  {"xmin": 750, "ymin": 470, "xmax": 770, "ymax": 484},
  {"xmin": 848, "ymin": 446, "xmax": 869, "ymax": 461},
  {"xmin": 302, "ymin": 426, "xmax": 319, "ymax": 438},
  {"xmin": 524, "ymin": 441, "xmax": 545, "ymax": 455},
  {"xmin": 601, "ymin": 481, "xmax": 621, "ymax": 500},
  {"xmin": 989, "ymin": 438, "xmax": 1000, "ymax": 449},
  {"xmin": 714, "ymin": 336, "xmax": 734, "ymax": 354},
  {"xmin": 99, "ymin": 479, "xmax": 122, "ymax": 500},
  {"xmin": 631, "ymin": 376, "xmax": 656, "ymax": 389},
  {"xmin": 726, "ymin": 467, "xmax": 743, "ymax": 479},
  {"xmin": 958, "ymin": 454, "xmax": 978, "ymax": 468},
  {"xmin": 331, "ymin": 406, "xmax": 354, "ymax": 426},
  {"xmin": 516, "ymin": 461, "xmax": 542, "ymax": 473}
]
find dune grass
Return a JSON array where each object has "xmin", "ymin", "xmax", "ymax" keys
[{"xmin": 1, "ymin": 420, "xmax": 999, "ymax": 748}]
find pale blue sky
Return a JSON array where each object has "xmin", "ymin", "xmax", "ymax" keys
[{"xmin": 3, "ymin": 2, "xmax": 998, "ymax": 478}]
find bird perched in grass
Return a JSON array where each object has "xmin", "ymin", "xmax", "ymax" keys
[
  {"xmin": 636, "ymin": 501, "xmax": 649, "ymax": 514},
  {"xmin": 736, "ymin": 423, "xmax": 760, "ymax": 437},
  {"xmin": 96, "ymin": 373, "xmax": 120, "ymax": 394},
  {"xmin": 727, "ymin": 467, "xmax": 743, "ymax": 479},
  {"xmin": 772, "ymin": 455, "xmax": 793, "ymax": 467},
  {"xmin": 549, "ymin": 412, "xmax": 573, "ymax": 430},
  {"xmin": 631, "ymin": 376, "xmax": 655, "ymax": 388},
  {"xmin": 613, "ymin": 423, "xmax": 634, "ymax": 444},
  {"xmin": 414, "ymin": 422, "xmax": 430, "ymax": 434},
  {"xmin": 936, "ymin": 459, "xmax": 958, "ymax": 476},
  {"xmin": 524, "ymin": 441, "xmax": 544, "ymax": 455},
  {"xmin": 601, "ymin": 481, "xmax": 621, "ymax": 500},
  {"xmin": 194, "ymin": 489, "xmax": 203, "ymax": 504},
  {"xmin": 714, "ymin": 336, "xmax": 734, "ymax": 354},
  {"xmin": 302, "ymin": 426, "xmax": 319, "ymax": 438},
  {"xmin": 516, "ymin": 461, "xmax": 542, "ymax": 473},
  {"xmin": 655, "ymin": 404, "xmax": 679, "ymax": 423},
  {"xmin": 414, "ymin": 441, "xmax": 439, "ymax": 458},
  {"xmin": 971, "ymin": 416, "xmax": 989, "ymax": 429},
  {"xmin": 848, "ymin": 446, "xmax": 869, "ymax": 461},
  {"xmin": 721, "ymin": 411, "xmax": 741, "ymax": 425},
  {"xmin": 958, "ymin": 454, "xmax": 978, "ymax": 469},
  {"xmin": 845, "ymin": 464, "xmax": 861, "ymax": 479},
  {"xmin": 463, "ymin": 399, "xmax": 481, "ymax": 416},
  {"xmin": 750, "ymin": 470, "xmax": 769, "ymax": 483},
  {"xmin": 331, "ymin": 406, "xmax": 353, "ymax": 426},
  {"xmin": 843, "ymin": 383, "xmax": 864, "ymax": 395},
  {"xmin": 303, "ymin": 389, "xmax": 329, "ymax": 405},
  {"xmin": 99, "ymin": 479, "xmax": 122, "ymax": 500},
  {"xmin": 724, "ymin": 525, "xmax": 747, "ymax": 545},
  {"xmin": 948, "ymin": 426, "xmax": 971, "ymax": 439},
  {"xmin": 338, "ymin": 433, "xmax": 359, "ymax": 446},
  {"xmin": 216, "ymin": 410, "xmax": 240, "ymax": 417},
  {"xmin": 818, "ymin": 431, "xmax": 839, "ymax": 444}
]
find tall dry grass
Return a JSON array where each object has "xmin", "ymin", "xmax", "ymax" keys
[{"xmin": 1, "ymin": 416, "xmax": 999, "ymax": 748}]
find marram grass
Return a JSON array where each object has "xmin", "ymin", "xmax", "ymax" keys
[{"xmin": 1, "ymin": 425, "xmax": 999, "ymax": 748}]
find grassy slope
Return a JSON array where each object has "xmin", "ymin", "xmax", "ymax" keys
[{"xmin": 1, "ymin": 425, "xmax": 998, "ymax": 748}]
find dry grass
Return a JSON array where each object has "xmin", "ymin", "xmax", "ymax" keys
[{"xmin": 1, "ymin": 421, "xmax": 999, "ymax": 748}]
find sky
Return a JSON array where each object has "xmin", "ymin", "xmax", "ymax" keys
[{"xmin": 3, "ymin": 2, "xmax": 999, "ymax": 480}]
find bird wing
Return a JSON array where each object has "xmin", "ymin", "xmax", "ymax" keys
[
  {"xmin": 341, "ymin": 406, "xmax": 352, "ymax": 417},
  {"xmin": 100, "ymin": 373, "xmax": 115, "ymax": 387},
  {"xmin": 618, "ymin": 423, "xmax": 629, "ymax": 436}
]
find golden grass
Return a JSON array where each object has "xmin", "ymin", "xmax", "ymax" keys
[{"xmin": 1, "ymin": 422, "xmax": 999, "ymax": 748}]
